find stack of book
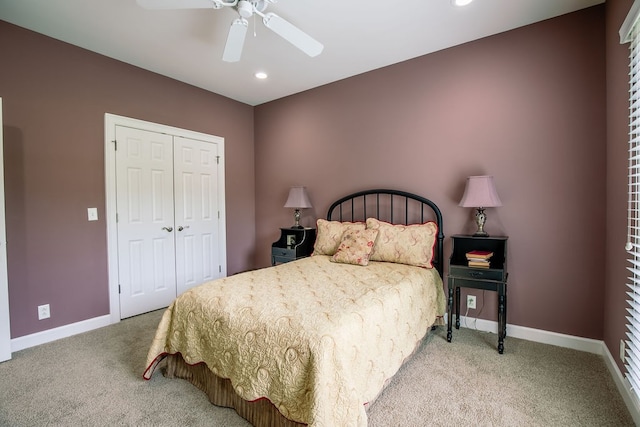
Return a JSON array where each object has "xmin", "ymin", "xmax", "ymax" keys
[{"xmin": 466, "ymin": 250, "xmax": 493, "ymax": 268}]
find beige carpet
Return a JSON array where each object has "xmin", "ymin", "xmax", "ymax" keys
[{"xmin": 0, "ymin": 309, "xmax": 634, "ymax": 426}]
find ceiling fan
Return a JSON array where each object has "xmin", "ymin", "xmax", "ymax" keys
[{"xmin": 136, "ymin": 0, "xmax": 324, "ymax": 62}]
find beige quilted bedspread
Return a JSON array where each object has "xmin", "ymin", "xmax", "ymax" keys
[{"xmin": 143, "ymin": 255, "xmax": 445, "ymax": 427}]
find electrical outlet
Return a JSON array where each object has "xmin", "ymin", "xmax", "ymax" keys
[
  {"xmin": 467, "ymin": 295, "xmax": 476, "ymax": 310},
  {"xmin": 38, "ymin": 304, "xmax": 50, "ymax": 320},
  {"xmin": 621, "ymin": 339, "xmax": 626, "ymax": 363}
]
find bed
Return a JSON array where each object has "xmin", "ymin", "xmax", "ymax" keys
[{"xmin": 143, "ymin": 189, "xmax": 445, "ymax": 427}]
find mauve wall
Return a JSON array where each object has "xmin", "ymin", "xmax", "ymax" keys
[
  {"xmin": 605, "ymin": 0, "xmax": 635, "ymax": 373},
  {"xmin": 255, "ymin": 5, "xmax": 606, "ymax": 339},
  {"xmin": 0, "ymin": 21, "xmax": 255, "ymax": 338}
]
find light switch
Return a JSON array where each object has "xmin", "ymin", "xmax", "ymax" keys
[{"xmin": 87, "ymin": 207, "xmax": 98, "ymax": 221}]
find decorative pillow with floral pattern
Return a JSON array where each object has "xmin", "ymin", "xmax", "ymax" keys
[
  {"xmin": 312, "ymin": 219, "xmax": 366, "ymax": 256},
  {"xmin": 366, "ymin": 218, "xmax": 437, "ymax": 268},
  {"xmin": 331, "ymin": 228, "xmax": 379, "ymax": 266}
]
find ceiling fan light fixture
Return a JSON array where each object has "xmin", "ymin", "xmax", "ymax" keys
[
  {"xmin": 237, "ymin": 1, "xmax": 253, "ymax": 18},
  {"xmin": 452, "ymin": 0, "xmax": 473, "ymax": 6}
]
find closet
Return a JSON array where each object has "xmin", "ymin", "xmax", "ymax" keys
[{"xmin": 106, "ymin": 115, "xmax": 226, "ymax": 319}]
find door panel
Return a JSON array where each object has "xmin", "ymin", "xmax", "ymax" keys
[
  {"xmin": 174, "ymin": 136, "xmax": 220, "ymax": 295},
  {"xmin": 116, "ymin": 126, "xmax": 176, "ymax": 319}
]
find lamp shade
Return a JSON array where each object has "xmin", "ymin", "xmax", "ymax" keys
[
  {"xmin": 458, "ymin": 175, "xmax": 502, "ymax": 208},
  {"xmin": 284, "ymin": 186, "xmax": 312, "ymax": 209}
]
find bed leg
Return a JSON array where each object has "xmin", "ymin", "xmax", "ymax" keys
[{"xmin": 447, "ymin": 286, "xmax": 453, "ymax": 342}]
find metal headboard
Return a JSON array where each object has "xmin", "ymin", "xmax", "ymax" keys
[{"xmin": 326, "ymin": 189, "xmax": 445, "ymax": 277}]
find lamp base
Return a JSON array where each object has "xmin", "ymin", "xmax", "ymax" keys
[
  {"xmin": 291, "ymin": 209, "xmax": 303, "ymax": 229},
  {"xmin": 473, "ymin": 207, "xmax": 490, "ymax": 237}
]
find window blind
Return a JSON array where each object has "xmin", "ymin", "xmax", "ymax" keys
[{"xmin": 626, "ymin": 10, "xmax": 640, "ymax": 402}]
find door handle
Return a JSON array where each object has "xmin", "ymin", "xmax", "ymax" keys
[
  {"xmin": 178, "ymin": 225, "xmax": 190, "ymax": 232},
  {"xmin": 162, "ymin": 226, "xmax": 173, "ymax": 232}
]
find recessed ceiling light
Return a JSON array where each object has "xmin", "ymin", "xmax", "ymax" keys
[
  {"xmin": 255, "ymin": 71, "xmax": 268, "ymax": 79},
  {"xmin": 452, "ymin": 0, "xmax": 473, "ymax": 6}
]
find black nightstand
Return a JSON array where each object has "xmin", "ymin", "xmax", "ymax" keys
[
  {"xmin": 271, "ymin": 227, "xmax": 316, "ymax": 265},
  {"xmin": 447, "ymin": 235, "xmax": 508, "ymax": 354}
]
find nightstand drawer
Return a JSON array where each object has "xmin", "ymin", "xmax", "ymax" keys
[
  {"xmin": 272, "ymin": 247, "xmax": 295, "ymax": 259},
  {"xmin": 271, "ymin": 227, "xmax": 316, "ymax": 266},
  {"xmin": 449, "ymin": 265, "xmax": 505, "ymax": 281}
]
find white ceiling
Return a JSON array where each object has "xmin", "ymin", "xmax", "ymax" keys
[{"xmin": 0, "ymin": 0, "xmax": 604, "ymax": 106}]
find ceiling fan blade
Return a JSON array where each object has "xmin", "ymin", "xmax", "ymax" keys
[
  {"xmin": 136, "ymin": 0, "xmax": 224, "ymax": 10},
  {"xmin": 222, "ymin": 18, "xmax": 248, "ymax": 62},
  {"xmin": 262, "ymin": 13, "xmax": 323, "ymax": 57}
]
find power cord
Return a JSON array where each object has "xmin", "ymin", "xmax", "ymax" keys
[
  {"xmin": 472, "ymin": 291, "xmax": 485, "ymax": 330},
  {"xmin": 463, "ymin": 305, "xmax": 470, "ymax": 328},
  {"xmin": 463, "ymin": 291, "xmax": 485, "ymax": 331}
]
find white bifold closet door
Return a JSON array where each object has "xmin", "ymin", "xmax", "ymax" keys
[
  {"xmin": 115, "ymin": 126, "xmax": 220, "ymax": 319},
  {"xmin": 173, "ymin": 135, "xmax": 220, "ymax": 296}
]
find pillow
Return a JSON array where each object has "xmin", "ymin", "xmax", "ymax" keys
[
  {"xmin": 366, "ymin": 218, "xmax": 438, "ymax": 268},
  {"xmin": 331, "ymin": 228, "xmax": 379, "ymax": 266},
  {"xmin": 312, "ymin": 219, "xmax": 366, "ymax": 256}
]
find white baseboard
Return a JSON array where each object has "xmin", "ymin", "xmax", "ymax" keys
[
  {"xmin": 455, "ymin": 314, "xmax": 640, "ymax": 424},
  {"xmin": 601, "ymin": 343, "xmax": 640, "ymax": 426},
  {"xmin": 456, "ymin": 314, "xmax": 603, "ymax": 353},
  {"xmin": 10, "ymin": 314, "xmax": 113, "ymax": 352}
]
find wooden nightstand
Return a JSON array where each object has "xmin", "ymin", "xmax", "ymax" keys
[
  {"xmin": 447, "ymin": 234, "xmax": 509, "ymax": 354},
  {"xmin": 271, "ymin": 227, "xmax": 316, "ymax": 265}
]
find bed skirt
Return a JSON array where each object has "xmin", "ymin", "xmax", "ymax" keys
[
  {"xmin": 164, "ymin": 353, "xmax": 306, "ymax": 427},
  {"xmin": 161, "ymin": 326, "xmax": 439, "ymax": 427}
]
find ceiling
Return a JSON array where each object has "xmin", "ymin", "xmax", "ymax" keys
[{"xmin": 0, "ymin": 0, "xmax": 604, "ymax": 106}]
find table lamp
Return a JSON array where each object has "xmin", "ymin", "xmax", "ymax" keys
[
  {"xmin": 284, "ymin": 186, "xmax": 312, "ymax": 228},
  {"xmin": 458, "ymin": 175, "xmax": 502, "ymax": 237}
]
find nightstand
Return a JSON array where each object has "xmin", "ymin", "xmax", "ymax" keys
[
  {"xmin": 271, "ymin": 227, "xmax": 316, "ymax": 265},
  {"xmin": 447, "ymin": 234, "xmax": 508, "ymax": 354}
]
